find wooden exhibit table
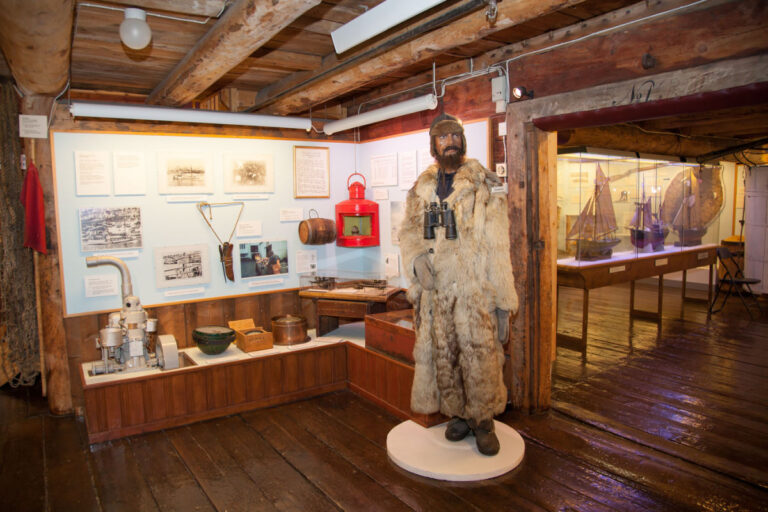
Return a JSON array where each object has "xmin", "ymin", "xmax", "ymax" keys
[
  {"xmin": 299, "ymin": 285, "xmax": 400, "ymax": 336},
  {"xmin": 557, "ymin": 244, "xmax": 717, "ymax": 358}
]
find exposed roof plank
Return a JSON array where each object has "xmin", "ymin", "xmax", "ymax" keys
[
  {"xmin": 147, "ymin": 0, "xmax": 322, "ymax": 106},
  {"xmin": 257, "ymin": 0, "xmax": 588, "ymax": 114},
  {"xmin": 0, "ymin": 0, "xmax": 74, "ymax": 95}
]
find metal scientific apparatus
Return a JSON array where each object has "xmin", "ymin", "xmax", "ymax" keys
[{"xmin": 86, "ymin": 256, "xmax": 179, "ymax": 375}]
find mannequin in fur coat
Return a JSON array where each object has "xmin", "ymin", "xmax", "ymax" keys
[{"xmin": 399, "ymin": 113, "xmax": 518, "ymax": 455}]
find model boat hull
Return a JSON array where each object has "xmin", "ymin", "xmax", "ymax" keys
[
  {"xmin": 674, "ymin": 227, "xmax": 707, "ymax": 247},
  {"xmin": 630, "ymin": 226, "xmax": 667, "ymax": 251},
  {"xmin": 573, "ymin": 238, "xmax": 621, "ymax": 261}
]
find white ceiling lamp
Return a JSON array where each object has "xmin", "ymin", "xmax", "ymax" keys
[
  {"xmin": 331, "ymin": 0, "xmax": 447, "ymax": 54},
  {"xmin": 69, "ymin": 101, "xmax": 313, "ymax": 131},
  {"xmin": 120, "ymin": 8, "xmax": 152, "ymax": 50},
  {"xmin": 323, "ymin": 94, "xmax": 438, "ymax": 135}
]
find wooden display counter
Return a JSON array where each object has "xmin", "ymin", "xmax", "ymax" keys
[
  {"xmin": 299, "ymin": 285, "xmax": 401, "ymax": 336},
  {"xmin": 557, "ymin": 244, "xmax": 717, "ymax": 358},
  {"xmin": 81, "ymin": 343, "xmax": 347, "ymax": 444},
  {"xmin": 81, "ymin": 316, "xmax": 444, "ymax": 444}
]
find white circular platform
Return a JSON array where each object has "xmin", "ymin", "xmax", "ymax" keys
[{"xmin": 386, "ymin": 420, "xmax": 525, "ymax": 481}]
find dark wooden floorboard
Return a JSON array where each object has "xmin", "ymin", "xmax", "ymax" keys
[
  {"xmin": 128, "ymin": 431, "xmax": 216, "ymax": 512},
  {"xmin": 1, "ymin": 280, "xmax": 767, "ymax": 511},
  {"xmin": 89, "ymin": 437, "xmax": 159, "ymax": 512}
]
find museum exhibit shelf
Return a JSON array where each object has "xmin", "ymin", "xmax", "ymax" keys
[
  {"xmin": 81, "ymin": 315, "xmax": 444, "ymax": 444},
  {"xmin": 80, "ymin": 332, "xmax": 349, "ymax": 444},
  {"xmin": 557, "ymin": 149, "xmax": 723, "ymax": 261},
  {"xmin": 557, "ymin": 244, "xmax": 717, "ymax": 357}
]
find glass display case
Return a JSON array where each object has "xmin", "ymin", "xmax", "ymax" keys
[
  {"xmin": 557, "ymin": 149, "xmax": 724, "ymax": 264},
  {"xmin": 299, "ymin": 269, "xmax": 398, "ymax": 297}
]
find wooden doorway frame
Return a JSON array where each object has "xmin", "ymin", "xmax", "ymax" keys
[{"xmin": 505, "ymin": 54, "xmax": 768, "ymax": 413}]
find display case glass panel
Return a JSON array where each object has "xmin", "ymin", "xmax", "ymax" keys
[{"xmin": 557, "ymin": 149, "xmax": 723, "ymax": 265}]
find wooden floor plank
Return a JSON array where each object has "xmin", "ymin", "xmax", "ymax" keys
[
  {"xmin": 242, "ymin": 404, "xmax": 412, "ymax": 512},
  {"xmin": 509, "ymin": 410, "xmax": 768, "ymax": 512},
  {"xmin": 201, "ymin": 415, "xmax": 339, "ymax": 512},
  {"xmin": 43, "ymin": 415, "xmax": 101, "ymax": 511},
  {"xmin": 129, "ymin": 431, "xmax": 216, "ymax": 512},
  {"xmin": 0, "ymin": 414, "xmax": 45, "ymax": 511},
  {"xmin": 90, "ymin": 438, "xmax": 160, "ymax": 511},
  {"xmin": 168, "ymin": 424, "xmax": 278, "ymax": 512}
]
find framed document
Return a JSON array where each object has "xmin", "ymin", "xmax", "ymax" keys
[{"xmin": 293, "ymin": 146, "xmax": 330, "ymax": 198}]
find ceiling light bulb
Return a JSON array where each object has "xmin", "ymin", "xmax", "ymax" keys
[{"xmin": 120, "ymin": 8, "xmax": 152, "ymax": 50}]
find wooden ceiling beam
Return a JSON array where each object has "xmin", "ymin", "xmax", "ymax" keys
[
  {"xmin": 255, "ymin": 0, "xmax": 587, "ymax": 115},
  {"xmin": 147, "ymin": 0, "xmax": 321, "ymax": 106},
  {"xmin": 559, "ymin": 124, "xmax": 741, "ymax": 159},
  {"xmin": 0, "ymin": 0, "xmax": 74, "ymax": 96}
]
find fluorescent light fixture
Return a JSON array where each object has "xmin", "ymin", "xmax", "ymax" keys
[
  {"xmin": 331, "ymin": 0, "xmax": 447, "ymax": 54},
  {"xmin": 323, "ymin": 94, "xmax": 438, "ymax": 135},
  {"xmin": 68, "ymin": 101, "xmax": 313, "ymax": 131}
]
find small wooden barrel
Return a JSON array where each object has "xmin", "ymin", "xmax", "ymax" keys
[{"xmin": 298, "ymin": 210, "xmax": 337, "ymax": 245}]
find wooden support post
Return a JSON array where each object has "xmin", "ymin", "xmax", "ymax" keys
[
  {"xmin": 506, "ymin": 116, "xmax": 556, "ymax": 412},
  {"xmin": 22, "ymin": 95, "xmax": 72, "ymax": 414}
]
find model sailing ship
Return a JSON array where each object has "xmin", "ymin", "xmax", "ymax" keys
[
  {"xmin": 566, "ymin": 164, "xmax": 621, "ymax": 260},
  {"xmin": 628, "ymin": 194, "xmax": 667, "ymax": 251},
  {"xmin": 670, "ymin": 173, "xmax": 706, "ymax": 246}
]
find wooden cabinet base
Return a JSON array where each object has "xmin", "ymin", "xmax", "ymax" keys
[
  {"xmin": 347, "ymin": 343, "xmax": 445, "ymax": 428},
  {"xmin": 82, "ymin": 344, "xmax": 348, "ymax": 444}
]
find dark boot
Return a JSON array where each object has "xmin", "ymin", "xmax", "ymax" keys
[
  {"xmin": 470, "ymin": 419, "xmax": 500, "ymax": 456},
  {"xmin": 444, "ymin": 417, "xmax": 471, "ymax": 441}
]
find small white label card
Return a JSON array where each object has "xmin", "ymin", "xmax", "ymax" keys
[
  {"xmin": 280, "ymin": 208, "xmax": 303, "ymax": 222},
  {"xmin": 655, "ymin": 258, "xmax": 668, "ymax": 267},
  {"xmin": 249, "ymin": 278, "xmax": 283, "ymax": 287},
  {"xmin": 237, "ymin": 220, "xmax": 263, "ymax": 238},
  {"xmin": 373, "ymin": 188, "xmax": 389, "ymax": 201},
  {"xmin": 75, "ymin": 151, "xmax": 111, "ymax": 195},
  {"xmin": 93, "ymin": 250, "xmax": 139, "ymax": 259},
  {"xmin": 398, "ymin": 150, "xmax": 419, "ymax": 190},
  {"xmin": 370, "ymin": 153, "xmax": 398, "ymax": 187},
  {"xmin": 113, "ymin": 152, "xmax": 146, "ymax": 195},
  {"xmin": 295, "ymin": 250, "xmax": 318, "ymax": 274},
  {"xmin": 385, "ymin": 252, "xmax": 400, "ymax": 277},
  {"xmin": 18, "ymin": 115, "xmax": 48, "ymax": 138},
  {"xmin": 84, "ymin": 274, "xmax": 119, "ymax": 298},
  {"xmin": 164, "ymin": 287, "xmax": 205, "ymax": 297}
]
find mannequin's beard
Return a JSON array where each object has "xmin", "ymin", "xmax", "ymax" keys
[{"xmin": 436, "ymin": 147, "xmax": 465, "ymax": 169}]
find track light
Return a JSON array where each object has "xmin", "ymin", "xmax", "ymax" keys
[
  {"xmin": 69, "ymin": 101, "xmax": 313, "ymax": 131},
  {"xmin": 120, "ymin": 8, "xmax": 152, "ymax": 50},
  {"xmin": 323, "ymin": 94, "xmax": 438, "ymax": 135},
  {"xmin": 511, "ymin": 86, "xmax": 534, "ymax": 100},
  {"xmin": 331, "ymin": 0, "xmax": 447, "ymax": 54}
]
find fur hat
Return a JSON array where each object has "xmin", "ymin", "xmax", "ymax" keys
[{"xmin": 429, "ymin": 113, "xmax": 466, "ymax": 157}]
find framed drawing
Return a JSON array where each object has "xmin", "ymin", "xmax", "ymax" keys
[
  {"xmin": 293, "ymin": 146, "xmax": 330, "ymax": 198},
  {"xmin": 154, "ymin": 244, "xmax": 211, "ymax": 288},
  {"xmin": 223, "ymin": 153, "xmax": 274, "ymax": 193},
  {"xmin": 79, "ymin": 206, "xmax": 143, "ymax": 252},
  {"xmin": 239, "ymin": 240, "xmax": 289, "ymax": 279},
  {"xmin": 157, "ymin": 152, "xmax": 213, "ymax": 194}
]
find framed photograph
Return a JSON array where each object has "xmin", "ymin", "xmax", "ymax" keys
[
  {"xmin": 79, "ymin": 206, "xmax": 142, "ymax": 252},
  {"xmin": 293, "ymin": 146, "xmax": 330, "ymax": 198},
  {"xmin": 239, "ymin": 240, "xmax": 289, "ymax": 279},
  {"xmin": 154, "ymin": 244, "xmax": 211, "ymax": 288},
  {"xmin": 223, "ymin": 153, "xmax": 274, "ymax": 193},
  {"xmin": 157, "ymin": 152, "xmax": 213, "ymax": 194}
]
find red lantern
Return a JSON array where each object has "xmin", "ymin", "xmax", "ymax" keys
[{"xmin": 335, "ymin": 172, "xmax": 379, "ymax": 247}]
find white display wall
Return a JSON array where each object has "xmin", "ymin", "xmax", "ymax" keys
[{"xmin": 52, "ymin": 120, "xmax": 488, "ymax": 316}]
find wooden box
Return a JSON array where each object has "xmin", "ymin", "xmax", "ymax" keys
[
  {"xmin": 365, "ymin": 309, "xmax": 415, "ymax": 364},
  {"xmin": 228, "ymin": 319, "xmax": 273, "ymax": 352}
]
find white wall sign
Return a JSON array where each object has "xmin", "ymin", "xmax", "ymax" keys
[
  {"xmin": 84, "ymin": 274, "xmax": 119, "ymax": 297},
  {"xmin": 75, "ymin": 151, "xmax": 111, "ymax": 195},
  {"xmin": 19, "ymin": 115, "xmax": 48, "ymax": 138}
]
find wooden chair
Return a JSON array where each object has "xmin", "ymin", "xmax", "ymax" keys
[{"xmin": 709, "ymin": 246, "xmax": 762, "ymax": 320}]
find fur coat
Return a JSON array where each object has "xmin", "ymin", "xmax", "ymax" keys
[{"xmin": 399, "ymin": 158, "xmax": 518, "ymax": 421}]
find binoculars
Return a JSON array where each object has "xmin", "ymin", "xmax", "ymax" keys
[{"xmin": 424, "ymin": 202, "xmax": 457, "ymax": 240}]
